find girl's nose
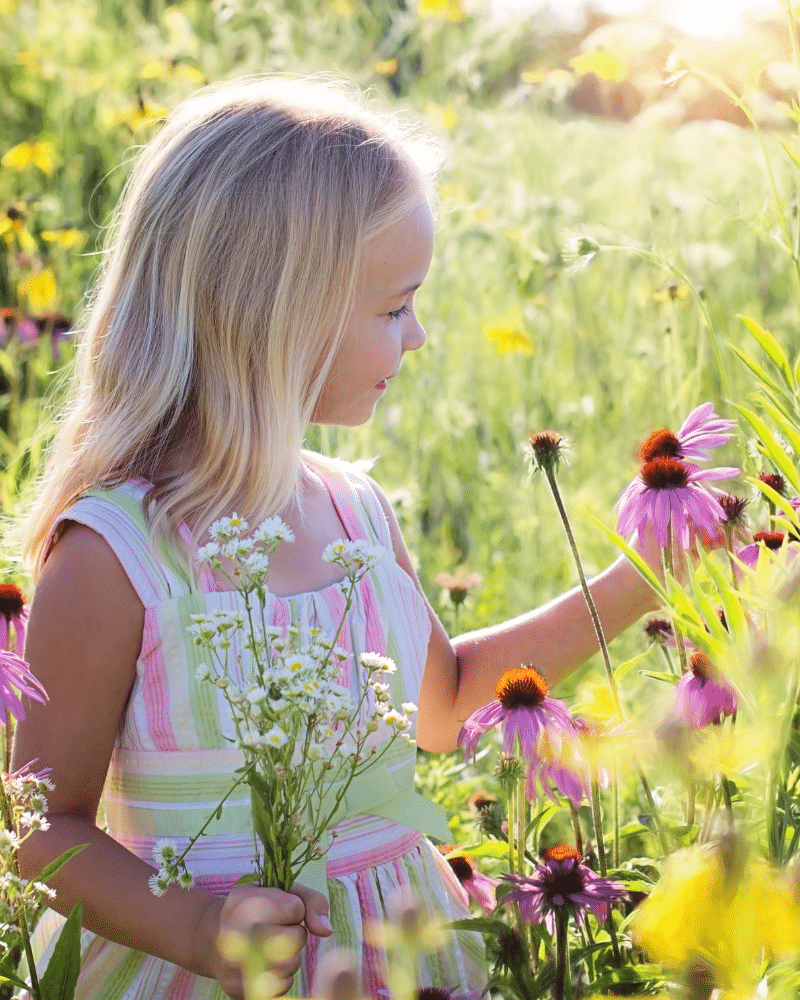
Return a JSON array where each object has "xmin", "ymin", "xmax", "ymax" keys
[{"xmin": 403, "ymin": 314, "xmax": 426, "ymax": 353}]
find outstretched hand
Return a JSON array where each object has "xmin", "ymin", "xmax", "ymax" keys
[{"xmin": 198, "ymin": 882, "xmax": 333, "ymax": 999}]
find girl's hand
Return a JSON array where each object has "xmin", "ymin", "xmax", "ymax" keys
[{"xmin": 197, "ymin": 883, "xmax": 333, "ymax": 999}]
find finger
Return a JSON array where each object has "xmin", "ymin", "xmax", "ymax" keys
[
  {"xmin": 290, "ymin": 881, "xmax": 334, "ymax": 937},
  {"xmin": 227, "ymin": 886, "xmax": 306, "ymax": 927}
]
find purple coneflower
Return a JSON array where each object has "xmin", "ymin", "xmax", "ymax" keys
[
  {"xmin": 736, "ymin": 530, "xmax": 800, "ymax": 568},
  {"xmin": 0, "ymin": 649, "xmax": 47, "ymax": 723},
  {"xmin": 643, "ymin": 617, "xmax": 676, "ymax": 648},
  {"xmin": 639, "ymin": 403, "xmax": 735, "ymax": 466},
  {"xmin": 502, "ymin": 845, "xmax": 626, "ymax": 934},
  {"xmin": 458, "ymin": 666, "xmax": 575, "ymax": 763},
  {"xmin": 0, "ymin": 583, "xmax": 28, "ymax": 655},
  {"xmin": 675, "ymin": 653, "xmax": 737, "ymax": 729},
  {"xmin": 415, "ymin": 989, "xmax": 483, "ymax": 1000},
  {"xmin": 439, "ymin": 846, "xmax": 499, "ymax": 916},
  {"xmin": 525, "ymin": 730, "xmax": 586, "ymax": 808},
  {"xmin": 617, "ymin": 457, "xmax": 738, "ymax": 549}
]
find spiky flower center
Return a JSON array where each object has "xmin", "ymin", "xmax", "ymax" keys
[
  {"xmin": 754, "ymin": 531, "xmax": 785, "ymax": 550},
  {"xmin": 417, "ymin": 989, "xmax": 451, "ymax": 1000},
  {"xmin": 543, "ymin": 844, "xmax": 583, "ymax": 864},
  {"xmin": 640, "ymin": 428, "xmax": 681, "ymax": 462},
  {"xmin": 718, "ymin": 493, "xmax": 748, "ymax": 524},
  {"xmin": 759, "ymin": 472, "xmax": 786, "ymax": 496},
  {"xmin": 641, "ymin": 457, "xmax": 689, "ymax": 490},
  {"xmin": 542, "ymin": 845, "xmax": 586, "ymax": 900},
  {"xmin": 644, "ymin": 617, "xmax": 673, "ymax": 644},
  {"xmin": 689, "ymin": 653, "xmax": 713, "ymax": 682},
  {"xmin": 0, "ymin": 583, "xmax": 24, "ymax": 617},
  {"xmin": 447, "ymin": 855, "xmax": 475, "ymax": 883},
  {"xmin": 529, "ymin": 430, "xmax": 563, "ymax": 457},
  {"xmin": 495, "ymin": 666, "xmax": 548, "ymax": 709}
]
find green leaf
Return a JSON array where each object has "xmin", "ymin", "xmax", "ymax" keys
[
  {"xmin": 734, "ymin": 404, "xmax": 800, "ymax": 495},
  {"xmin": 728, "ymin": 342, "xmax": 786, "ymax": 399},
  {"xmin": 233, "ymin": 872, "xmax": 260, "ymax": 885},
  {"xmin": 445, "ymin": 917, "xmax": 509, "ymax": 935},
  {"xmin": 40, "ymin": 844, "xmax": 88, "ymax": 883},
  {"xmin": 756, "ymin": 396, "xmax": 800, "ymax": 457},
  {"xmin": 0, "ymin": 961, "xmax": 32, "ymax": 991},
  {"xmin": 446, "ymin": 840, "xmax": 510, "ymax": 860},
  {"xmin": 613, "ymin": 649, "xmax": 651, "ymax": 683},
  {"xmin": 589, "ymin": 517, "xmax": 667, "ymax": 602},
  {"xmin": 39, "ymin": 902, "xmax": 82, "ymax": 1000},
  {"xmin": 639, "ymin": 670, "xmax": 679, "ymax": 686},
  {"xmin": 738, "ymin": 314, "xmax": 796, "ymax": 390}
]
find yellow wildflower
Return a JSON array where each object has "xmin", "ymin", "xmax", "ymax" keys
[
  {"xmin": 654, "ymin": 281, "xmax": 690, "ymax": 303},
  {"xmin": 0, "ymin": 206, "xmax": 36, "ymax": 254},
  {"xmin": 2, "ymin": 140, "xmax": 58, "ymax": 175},
  {"xmin": 17, "ymin": 269, "xmax": 58, "ymax": 312},
  {"xmin": 334, "ymin": 0, "xmax": 355, "ymax": 13},
  {"xmin": 569, "ymin": 50, "xmax": 628, "ymax": 82},
  {"xmin": 138, "ymin": 60, "xmax": 167, "ymax": 80},
  {"xmin": 418, "ymin": 0, "xmax": 466, "ymax": 21},
  {"xmin": 483, "ymin": 324, "xmax": 532, "ymax": 355},
  {"xmin": 372, "ymin": 59, "xmax": 398, "ymax": 76},
  {"xmin": 41, "ymin": 229, "xmax": 83, "ymax": 249},
  {"xmin": 632, "ymin": 840, "xmax": 800, "ymax": 995}
]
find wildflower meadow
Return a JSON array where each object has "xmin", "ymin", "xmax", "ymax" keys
[{"xmin": 4, "ymin": 1, "xmax": 800, "ymax": 998}]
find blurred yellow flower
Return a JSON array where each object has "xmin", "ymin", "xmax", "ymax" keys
[
  {"xmin": 138, "ymin": 60, "xmax": 167, "ymax": 80},
  {"xmin": 521, "ymin": 68, "xmax": 546, "ymax": 84},
  {"xmin": 0, "ymin": 206, "xmax": 36, "ymax": 254},
  {"xmin": 573, "ymin": 675, "xmax": 618, "ymax": 723},
  {"xmin": 654, "ymin": 281, "xmax": 690, "ymax": 303},
  {"xmin": 418, "ymin": 0, "xmax": 467, "ymax": 21},
  {"xmin": 2, "ymin": 140, "xmax": 58, "ymax": 175},
  {"xmin": 569, "ymin": 50, "xmax": 628, "ymax": 82},
  {"xmin": 484, "ymin": 324, "xmax": 533, "ymax": 355},
  {"xmin": 41, "ymin": 229, "xmax": 84, "ymax": 249},
  {"xmin": 108, "ymin": 100, "xmax": 170, "ymax": 133},
  {"xmin": 372, "ymin": 59, "xmax": 398, "ymax": 76},
  {"xmin": 334, "ymin": 0, "xmax": 355, "ymax": 13},
  {"xmin": 18, "ymin": 269, "xmax": 58, "ymax": 312},
  {"xmin": 632, "ymin": 842, "xmax": 800, "ymax": 995},
  {"xmin": 424, "ymin": 101, "xmax": 459, "ymax": 132}
]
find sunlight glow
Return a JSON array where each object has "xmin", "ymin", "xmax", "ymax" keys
[{"xmin": 491, "ymin": 0, "xmax": 783, "ymax": 38}]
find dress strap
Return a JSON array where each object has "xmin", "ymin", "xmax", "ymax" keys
[
  {"xmin": 324, "ymin": 466, "xmax": 394, "ymax": 551},
  {"xmin": 48, "ymin": 481, "xmax": 196, "ymax": 607}
]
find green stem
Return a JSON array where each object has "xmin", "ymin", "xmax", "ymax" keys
[
  {"xmin": 661, "ymin": 534, "xmax": 689, "ymax": 678},
  {"xmin": 687, "ymin": 780, "xmax": 696, "ymax": 829},
  {"xmin": 568, "ymin": 800, "xmax": 583, "ymax": 858},
  {"xmin": 555, "ymin": 910, "xmax": 569, "ymax": 1000},
  {"xmin": 720, "ymin": 772, "xmax": 734, "ymax": 835},
  {"xmin": 544, "ymin": 468, "xmax": 622, "ymax": 718},
  {"xmin": 612, "ymin": 767, "xmax": 620, "ymax": 869},
  {"xmin": 590, "ymin": 781, "xmax": 607, "ymax": 877},
  {"xmin": 517, "ymin": 772, "xmax": 527, "ymax": 876},
  {"xmin": 0, "ymin": 776, "xmax": 40, "ymax": 999}
]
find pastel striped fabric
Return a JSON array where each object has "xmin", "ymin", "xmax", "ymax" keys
[{"xmin": 29, "ymin": 461, "xmax": 486, "ymax": 999}]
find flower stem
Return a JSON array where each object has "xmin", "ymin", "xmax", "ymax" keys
[
  {"xmin": 555, "ymin": 909, "xmax": 569, "ymax": 1000},
  {"xmin": 590, "ymin": 781, "xmax": 607, "ymax": 877},
  {"xmin": 0, "ymin": 775, "xmax": 40, "ymax": 999},
  {"xmin": 660, "ymin": 535, "xmax": 689, "ymax": 678},
  {"xmin": 543, "ymin": 468, "xmax": 622, "ymax": 718},
  {"xmin": 568, "ymin": 801, "xmax": 583, "ymax": 858},
  {"xmin": 517, "ymin": 772, "xmax": 527, "ymax": 876}
]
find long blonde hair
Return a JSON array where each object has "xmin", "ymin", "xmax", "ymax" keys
[{"xmin": 23, "ymin": 76, "xmax": 441, "ymax": 578}]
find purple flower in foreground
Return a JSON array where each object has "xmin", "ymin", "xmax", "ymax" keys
[
  {"xmin": 0, "ymin": 583, "xmax": 28, "ymax": 655},
  {"xmin": 502, "ymin": 845, "xmax": 626, "ymax": 934},
  {"xmin": 639, "ymin": 403, "xmax": 735, "ymax": 466},
  {"xmin": 737, "ymin": 531, "xmax": 799, "ymax": 568},
  {"xmin": 458, "ymin": 666, "xmax": 575, "ymax": 763},
  {"xmin": 0, "ymin": 650, "xmax": 47, "ymax": 723},
  {"xmin": 675, "ymin": 653, "xmax": 737, "ymax": 729},
  {"xmin": 525, "ymin": 730, "xmax": 586, "ymax": 808},
  {"xmin": 441, "ymin": 848, "xmax": 500, "ymax": 916},
  {"xmin": 380, "ymin": 988, "xmax": 483, "ymax": 1000},
  {"xmin": 617, "ymin": 457, "xmax": 738, "ymax": 549}
]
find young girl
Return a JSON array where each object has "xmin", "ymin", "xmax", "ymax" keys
[{"xmin": 13, "ymin": 76, "xmax": 663, "ymax": 1000}]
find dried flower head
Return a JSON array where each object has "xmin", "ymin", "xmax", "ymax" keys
[
  {"xmin": 526, "ymin": 430, "xmax": 567, "ymax": 477},
  {"xmin": 717, "ymin": 494, "xmax": 749, "ymax": 527},
  {"xmin": 434, "ymin": 570, "xmax": 482, "ymax": 607},
  {"xmin": 644, "ymin": 617, "xmax": 675, "ymax": 647}
]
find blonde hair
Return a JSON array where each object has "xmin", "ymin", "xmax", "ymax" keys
[{"xmin": 23, "ymin": 76, "xmax": 441, "ymax": 578}]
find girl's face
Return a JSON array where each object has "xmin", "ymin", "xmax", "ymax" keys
[{"xmin": 312, "ymin": 193, "xmax": 435, "ymax": 427}]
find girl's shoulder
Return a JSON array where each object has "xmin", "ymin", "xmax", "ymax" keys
[
  {"xmin": 47, "ymin": 478, "xmax": 189, "ymax": 607},
  {"xmin": 302, "ymin": 451, "xmax": 394, "ymax": 549}
]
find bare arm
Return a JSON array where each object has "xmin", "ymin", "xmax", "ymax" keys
[
  {"xmin": 371, "ymin": 487, "xmax": 659, "ymax": 754},
  {"xmin": 12, "ymin": 524, "xmax": 330, "ymax": 997}
]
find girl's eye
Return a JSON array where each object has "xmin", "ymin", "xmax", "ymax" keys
[{"xmin": 388, "ymin": 303, "xmax": 410, "ymax": 320}]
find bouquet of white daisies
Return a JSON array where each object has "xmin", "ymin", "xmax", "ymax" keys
[{"xmin": 150, "ymin": 515, "xmax": 417, "ymax": 895}]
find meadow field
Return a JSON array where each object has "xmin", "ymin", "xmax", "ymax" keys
[{"xmin": 3, "ymin": 2, "xmax": 800, "ymax": 998}]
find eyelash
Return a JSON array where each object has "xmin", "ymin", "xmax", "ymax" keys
[{"xmin": 388, "ymin": 304, "xmax": 410, "ymax": 320}]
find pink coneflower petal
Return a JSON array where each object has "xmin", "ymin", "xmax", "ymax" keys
[
  {"xmin": 0, "ymin": 650, "xmax": 47, "ymax": 723},
  {"xmin": 675, "ymin": 654, "xmax": 737, "ymax": 728}
]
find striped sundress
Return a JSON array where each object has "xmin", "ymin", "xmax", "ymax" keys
[{"xmin": 29, "ymin": 460, "xmax": 486, "ymax": 1000}]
